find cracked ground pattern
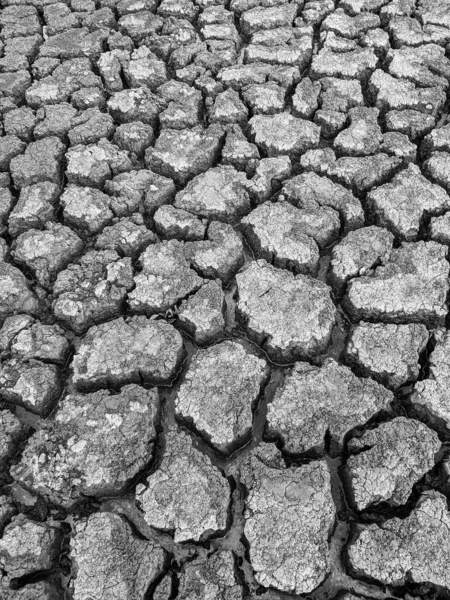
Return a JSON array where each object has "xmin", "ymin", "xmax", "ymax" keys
[{"xmin": 2, "ymin": 0, "xmax": 450, "ymax": 599}]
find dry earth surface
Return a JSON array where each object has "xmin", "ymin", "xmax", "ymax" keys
[{"xmin": 1, "ymin": 0, "xmax": 450, "ymax": 598}]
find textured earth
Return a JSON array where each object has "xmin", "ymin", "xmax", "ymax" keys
[{"xmin": 2, "ymin": 0, "xmax": 450, "ymax": 599}]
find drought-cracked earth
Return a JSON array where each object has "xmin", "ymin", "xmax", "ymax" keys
[{"xmin": 3, "ymin": 0, "xmax": 450, "ymax": 598}]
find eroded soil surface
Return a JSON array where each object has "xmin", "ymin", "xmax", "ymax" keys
[{"xmin": 2, "ymin": 0, "xmax": 450, "ymax": 598}]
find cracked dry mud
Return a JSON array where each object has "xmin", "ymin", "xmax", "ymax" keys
[{"xmin": 3, "ymin": 1, "xmax": 450, "ymax": 600}]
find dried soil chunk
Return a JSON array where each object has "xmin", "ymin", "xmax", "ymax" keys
[
  {"xmin": 52, "ymin": 250, "xmax": 134, "ymax": 334},
  {"xmin": 325, "ymin": 153, "xmax": 402, "ymax": 193},
  {"xmin": 236, "ymin": 260, "xmax": 336, "ymax": 363},
  {"xmin": 146, "ymin": 126, "xmax": 224, "ymax": 185},
  {"xmin": 95, "ymin": 216, "xmax": 156, "ymax": 256},
  {"xmin": 71, "ymin": 512, "xmax": 165, "ymax": 600},
  {"xmin": 368, "ymin": 69, "xmax": 445, "ymax": 116},
  {"xmin": 367, "ymin": 163, "xmax": 450, "ymax": 241},
  {"xmin": 39, "ymin": 28, "xmax": 107, "ymax": 60},
  {"xmin": 209, "ymin": 89, "xmax": 249, "ymax": 125},
  {"xmin": 240, "ymin": 5, "xmax": 297, "ymax": 35},
  {"xmin": 107, "ymin": 88, "xmax": 167, "ymax": 126},
  {"xmin": 8, "ymin": 182, "xmax": 59, "ymax": 238},
  {"xmin": 387, "ymin": 15, "xmax": 450, "ymax": 48},
  {"xmin": 281, "ymin": 172, "xmax": 364, "ymax": 232},
  {"xmin": 345, "ymin": 322, "xmax": 428, "ymax": 390},
  {"xmin": 333, "ymin": 107, "xmax": 382, "ymax": 157},
  {"xmin": 154, "ymin": 205, "xmax": 206, "ymax": 241},
  {"xmin": 348, "ymin": 491, "xmax": 450, "ymax": 588},
  {"xmin": 241, "ymin": 201, "xmax": 332, "ymax": 275},
  {"xmin": 0, "ymin": 136, "xmax": 26, "ymax": 172},
  {"xmin": 118, "ymin": 11, "xmax": 163, "ymax": 43},
  {"xmin": 267, "ymin": 359, "xmax": 392, "ymax": 454},
  {"xmin": 178, "ymin": 551, "xmax": 242, "ymax": 600},
  {"xmin": 249, "ymin": 113, "xmax": 320, "ymax": 158},
  {"xmin": 173, "ymin": 165, "xmax": 250, "ymax": 223},
  {"xmin": 176, "ymin": 341, "xmax": 268, "ymax": 452},
  {"xmin": 178, "ymin": 280, "xmax": 225, "ymax": 345},
  {"xmin": 322, "ymin": 8, "xmax": 380, "ymax": 38},
  {"xmin": 330, "ymin": 226, "xmax": 394, "ymax": 292},
  {"xmin": 421, "ymin": 123, "xmax": 450, "ymax": 156},
  {"xmin": 136, "ymin": 426, "xmax": 230, "ymax": 542},
  {"xmin": 61, "ymin": 186, "xmax": 115, "ymax": 236},
  {"xmin": 185, "ymin": 221, "xmax": 244, "ymax": 281},
  {"xmin": 242, "ymin": 83, "xmax": 285, "ymax": 115},
  {"xmin": 424, "ymin": 151, "xmax": 450, "ymax": 192},
  {"xmin": 128, "ymin": 241, "xmax": 204, "ymax": 315},
  {"xmin": 344, "ymin": 241, "xmax": 449, "ymax": 325},
  {"xmin": 0, "ymin": 263, "xmax": 39, "ymax": 323},
  {"xmin": 105, "ymin": 169, "xmax": 175, "ymax": 216},
  {"xmin": 34, "ymin": 104, "xmax": 77, "ymax": 141},
  {"xmin": 1, "ymin": 317, "xmax": 69, "ymax": 365},
  {"xmin": 411, "ymin": 330, "xmax": 450, "ymax": 431},
  {"xmin": 68, "ymin": 108, "xmax": 115, "ymax": 146},
  {"xmin": 124, "ymin": 46, "xmax": 167, "ymax": 91},
  {"xmin": 430, "ymin": 212, "xmax": 450, "ymax": 245},
  {"xmin": 310, "ymin": 47, "xmax": 378, "ymax": 81},
  {"xmin": 0, "ymin": 410, "xmax": 28, "ymax": 467},
  {"xmin": 0, "ymin": 515, "xmax": 60, "ymax": 579},
  {"xmin": 244, "ymin": 155, "xmax": 292, "ymax": 204},
  {"xmin": 292, "ymin": 77, "xmax": 321, "ymax": 119},
  {"xmin": 72, "ymin": 316, "xmax": 184, "ymax": 390},
  {"xmin": 10, "ymin": 137, "xmax": 65, "ymax": 189},
  {"xmin": 241, "ymin": 446, "xmax": 334, "ymax": 594},
  {"xmin": 114, "ymin": 122, "xmax": 155, "ymax": 157},
  {"xmin": 0, "ymin": 359, "xmax": 60, "ymax": 415},
  {"xmin": 385, "ymin": 110, "xmax": 435, "ymax": 141},
  {"xmin": 387, "ymin": 45, "xmax": 450, "ymax": 88},
  {"xmin": 12, "ymin": 385, "xmax": 160, "ymax": 508},
  {"xmin": 66, "ymin": 139, "xmax": 133, "ymax": 189},
  {"xmin": 346, "ymin": 417, "xmax": 440, "ymax": 510},
  {"xmin": 12, "ymin": 223, "xmax": 84, "ymax": 288}
]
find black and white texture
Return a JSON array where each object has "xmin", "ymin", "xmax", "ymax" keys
[{"xmin": 1, "ymin": 1, "xmax": 450, "ymax": 599}]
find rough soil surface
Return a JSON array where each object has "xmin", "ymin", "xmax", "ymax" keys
[{"xmin": 1, "ymin": 1, "xmax": 450, "ymax": 598}]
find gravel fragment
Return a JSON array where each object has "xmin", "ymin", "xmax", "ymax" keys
[
  {"xmin": 173, "ymin": 165, "xmax": 250, "ymax": 223},
  {"xmin": 345, "ymin": 322, "xmax": 429, "ymax": 390},
  {"xmin": 12, "ymin": 384, "xmax": 160, "ymax": 508},
  {"xmin": 71, "ymin": 512, "xmax": 165, "ymax": 600},
  {"xmin": 346, "ymin": 417, "xmax": 440, "ymax": 510},
  {"xmin": 146, "ymin": 125, "xmax": 224, "ymax": 185},
  {"xmin": 178, "ymin": 550, "xmax": 242, "ymax": 600},
  {"xmin": 0, "ymin": 263, "xmax": 39, "ymax": 323},
  {"xmin": 129, "ymin": 240, "xmax": 204, "ymax": 315},
  {"xmin": 52, "ymin": 249, "xmax": 134, "ymax": 334},
  {"xmin": 12, "ymin": 223, "xmax": 84, "ymax": 288},
  {"xmin": 348, "ymin": 490, "xmax": 450, "ymax": 588},
  {"xmin": 344, "ymin": 241, "xmax": 449, "ymax": 325},
  {"xmin": 280, "ymin": 171, "xmax": 364, "ymax": 232},
  {"xmin": 136, "ymin": 426, "xmax": 230, "ymax": 542},
  {"xmin": 0, "ymin": 515, "xmax": 61, "ymax": 579},
  {"xmin": 178, "ymin": 280, "xmax": 225, "ymax": 345},
  {"xmin": 267, "ymin": 359, "xmax": 392, "ymax": 454},
  {"xmin": 367, "ymin": 163, "xmax": 450, "ymax": 241},
  {"xmin": 240, "ymin": 445, "xmax": 335, "ymax": 594},
  {"xmin": 176, "ymin": 341, "xmax": 268, "ymax": 452},
  {"xmin": 249, "ymin": 113, "xmax": 320, "ymax": 158},
  {"xmin": 72, "ymin": 316, "xmax": 184, "ymax": 390},
  {"xmin": 236, "ymin": 260, "xmax": 336, "ymax": 362}
]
